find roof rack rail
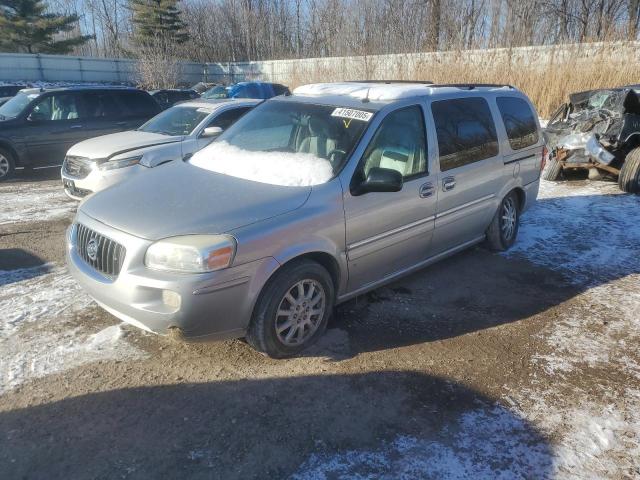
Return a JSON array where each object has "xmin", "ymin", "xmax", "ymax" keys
[
  {"xmin": 430, "ymin": 83, "xmax": 514, "ymax": 90},
  {"xmin": 347, "ymin": 80, "xmax": 434, "ymax": 85}
]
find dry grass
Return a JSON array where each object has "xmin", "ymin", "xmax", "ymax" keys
[{"xmin": 285, "ymin": 42, "xmax": 640, "ymax": 118}]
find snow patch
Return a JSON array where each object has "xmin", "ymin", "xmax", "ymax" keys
[
  {"xmin": 294, "ymin": 82, "xmax": 431, "ymax": 101},
  {"xmin": 190, "ymin": 141, "xmax": 334, "ymax": 186},
  {"xmin": 507, "ymin": 180, "xmax": 639, "ymax": 285},
  {"xmin": 293, "ymin": 404, "xmax": 552, "ymax": 479},
  {"xmin": 0, "ymin": 265, "xmax": 143, "ymax": 393},
  {"xmin": 0, "ymin": 181, "xmax": 75, "ymax": 225},
  {"xmin": 503, "ymin": 179, "xmax": 640, "ymax": 478}
]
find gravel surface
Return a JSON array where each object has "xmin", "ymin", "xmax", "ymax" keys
[{"xmin": 0, "ymin": 170, "xmax": 638, "ymax": 479}]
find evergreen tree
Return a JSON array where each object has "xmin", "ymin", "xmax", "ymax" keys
[
  {"xmin": 129, "ymin": 0, "xmax": 188, "ymax": 48},
  {"xmin": 0, "ymin": 0, "xmax": 93, "ymax": 54}
]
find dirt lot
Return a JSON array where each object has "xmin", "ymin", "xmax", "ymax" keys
[{"xmin": 0, "ymin": 170, "xmax": 639, "ymax": 479}]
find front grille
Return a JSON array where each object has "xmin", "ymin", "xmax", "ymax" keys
[
  {"xmin": 63, "ymin": 156, "xmax": 93, "ymax": 179},
  {"xmin": 75, "ymin": 224, "xmax": 126, "ymax": 278}
]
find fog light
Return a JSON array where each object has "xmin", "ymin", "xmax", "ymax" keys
[{"xmin": 162, "ymin": 290, "xmax": 181, "ymax": 310}]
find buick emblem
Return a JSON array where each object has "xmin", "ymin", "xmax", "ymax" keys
[{"xmin": 86, "ymin": 238, "xmax": 98, "ymax": 261}]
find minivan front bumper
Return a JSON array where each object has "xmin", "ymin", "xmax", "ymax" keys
[{"xmin": 66, "ymin": 212, "xmax": 280, "ymax": 339}]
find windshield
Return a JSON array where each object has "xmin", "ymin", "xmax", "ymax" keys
[
  {"xmin": 189, "ymin": 100, "xmax": 373, "ymax": 186},
  {"xmin": 0, "ymin": 91, "xmax": 36, "ymax": 120},
  {"xmin": 202, "ymin": 86, "xmax": 229, "ymax": 99},
  {"xmin": 138, "ymin": 105, "xmax": 211, "ymax": 136}
]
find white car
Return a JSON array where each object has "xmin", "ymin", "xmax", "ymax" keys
[{"xmin": 61, "ymin": 98, "xmax": 261, "ymax": 199}]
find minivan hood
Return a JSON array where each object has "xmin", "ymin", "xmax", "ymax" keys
[
  {"xmin": 67, "ymin": 131, "xmax": 181, "ymax": 159},
  {"xmin": 79, "ymin": 161, "xmax": 311, "ymax": 239}
]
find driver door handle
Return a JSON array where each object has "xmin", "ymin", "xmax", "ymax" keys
[
  {"xmin": 69, "ymin": 124, "xmax": 84, "ymax": 129},
  {"xmin": 419, "ymin": 182, "xmax": 435, "ymax": 198},
  {"xmin": 442, "ymin": 176, "xmax": 456, "ymax": 192}
]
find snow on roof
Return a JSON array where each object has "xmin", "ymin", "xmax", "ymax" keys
[
  {"xmin": 293, "ymin": 82, "xmax": 432, "ymax": 101},
  {"xmin": 293, "ymin": 82, "xmax": 516, "ymax": 102}
]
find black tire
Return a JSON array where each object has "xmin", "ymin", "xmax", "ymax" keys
[
  {"xmin": 0, "ymin": 147, "xmax": 15, "ymax": 181},
  {"xmin": 618, "ymin": 147, "xmax": 640, "ymax": 193},
  {"xmin": 246, "ymin": 259, "xmax": 335, "ymax": 358},
  {"xmin": 484, "ymin": 191, "xmax": 520, "ymax": 252},
  {"xmin": 542, "ymin": 157, "xmax": 563, "ymax": 181}
]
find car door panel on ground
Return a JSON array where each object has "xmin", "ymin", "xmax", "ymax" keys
[
  {"xmin": 344, "ymin": 105, "xmax": 438, "ymax": 292},
  {"xmin": 24, "ymin": 92, "xmax": 86, "ymax": 166},
  {"xmin": 429, "ymin": 96, "xmax": 504, "ymax": 254}
]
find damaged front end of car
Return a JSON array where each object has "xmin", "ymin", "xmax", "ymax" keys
[{"xmin": 543, "ymin": 87, "xmax": 640, "ymax": 183}]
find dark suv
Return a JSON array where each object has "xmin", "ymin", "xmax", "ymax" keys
[{"xmin": 0, "ymin": 86, "xmax": 161, "ymax": 180}]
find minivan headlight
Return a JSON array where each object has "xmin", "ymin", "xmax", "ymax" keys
[
  {"xmin": 98, "ymin": 155, "xmax": 142, "ymax": 171},
  {"xmin": 145, "ymin": 235, "xmax": 236, "ymax": 273}
]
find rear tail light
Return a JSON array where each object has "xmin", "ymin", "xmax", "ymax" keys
[{"xmin": 541, "ymin": 145, "xmax": 548, "ymax": 171}]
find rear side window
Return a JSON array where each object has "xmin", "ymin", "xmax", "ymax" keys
[
  {"xmin": 114, "ymin": 91, "xmax": 159, "ymax": 117},
  {"xmin": 81, "ymin": 92, "xmax": 120, "ymax": 118},
  {"xmin": 496, "ymin": 97, "xmax": 539, "ymax": 150},
  {"xmin": 432, "ymin": 97, "xmax": 498, "ymax": 171},
  {"xmin": 207, "ymin": 107, "xmax": 252, "ymax": 130}
]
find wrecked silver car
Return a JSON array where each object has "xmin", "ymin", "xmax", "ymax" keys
[{"xmin": 543, "ymin": 86, "xmax": 640, "ymax": 193}]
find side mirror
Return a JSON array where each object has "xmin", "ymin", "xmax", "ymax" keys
[
  {"xmin": 353, "ymin": 167, "xmax": 403, "ymax": 195},
  {"xmin": 201, "ymin": 126, "xmax": 223, "ymax": 138}
]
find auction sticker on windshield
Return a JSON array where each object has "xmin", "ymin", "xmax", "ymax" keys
[{"xmin": 331, "ymin": 108, "xmax": 373, "ymax": 122}]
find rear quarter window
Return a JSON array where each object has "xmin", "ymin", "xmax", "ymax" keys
[
  {"xmin": 496, "ymin": 97, "xmax": 539, "ymax": 150},
  {"xmin": 431, "ymin": 97, "xmax": 499, "ymax": 171},
  {"xmin": 114, "ymin": 91, "xmax": 160, "ymax": 117}
]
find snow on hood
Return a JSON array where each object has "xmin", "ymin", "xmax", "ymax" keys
[
  {"xmin": 189, "ymin": 141, "xmax": 334, "ymax": 187},
  {"xmin": 66, "ymin": 130, "xmax": 181, "ymax": 159}
]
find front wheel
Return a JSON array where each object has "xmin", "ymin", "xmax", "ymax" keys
[
  {"xmin": 618, "ymin": 147, "xmax": 640, "ymax": 193},
  {"xmin": 0, "ymin": 148, "xmax": 15, "ymax": 181},
  {"xmin": 246, "ymin": 259, "xmax": 334, "ymax": 358},
  {"xmin": 484, "ymin": 192, "xmax": 520, "ymax": 252}
]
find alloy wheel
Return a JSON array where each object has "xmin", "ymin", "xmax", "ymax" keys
[
  {"xmin": 275, "ymin": 279, "xmax": 326, "ymax": 346},
  {"xmin": 0, "ymin": 154, "xmax": 9, "ymax": 178},
  {"xmin": 500, "ymin": 196, "xmax": 517, "ymax": 241}
]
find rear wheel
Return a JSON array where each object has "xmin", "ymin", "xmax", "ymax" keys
[
  {"xmin": 485, "ymin": 192, "xmax": 520, "ymax": 252},
  {"xmin": 542, "ymin": 157, "xmax": 563, "ymax": 181},
  {"xmin": 246, "ymin": 259, "xmax": 334, "ymax": 358},
  {"xmin": 0, "ymin": 148, "xmax": 15, "ymax": 181},
  {"xmin": 618, "ymin": 147, "xmax": 640, "ymax": 193}
]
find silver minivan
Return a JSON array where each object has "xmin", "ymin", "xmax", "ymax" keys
[{"xmin": 66, "ymin": 82, "xmax": 544, "ymax": 358}]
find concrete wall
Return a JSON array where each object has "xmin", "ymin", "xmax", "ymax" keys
[{"xmin": 1, "ymin": 41, "xmax": 638, "ymax": 86}]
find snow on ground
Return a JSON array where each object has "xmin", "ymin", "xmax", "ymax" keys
[
  {"xmin": 0, "ymin": 264, "xmax": 143, "ymax": 394},
  {"xmin": 294, "ymin": 404, "xmax": 553, "ymax": 479},
  {"xmin": 504, "ymin": 179, "xmax": 640, "ymax": 478},
  {"xmin": 0, "ymin": 181, "xmax": 75, "ymax": 225},
  {"xmin": 508, "ymin": 180, "xmax": 638, "ymax": 284}
]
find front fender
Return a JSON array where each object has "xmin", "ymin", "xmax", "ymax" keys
[{"xmin": 0, "ymin": 136, "xmax": 23, "ymax": 166}]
